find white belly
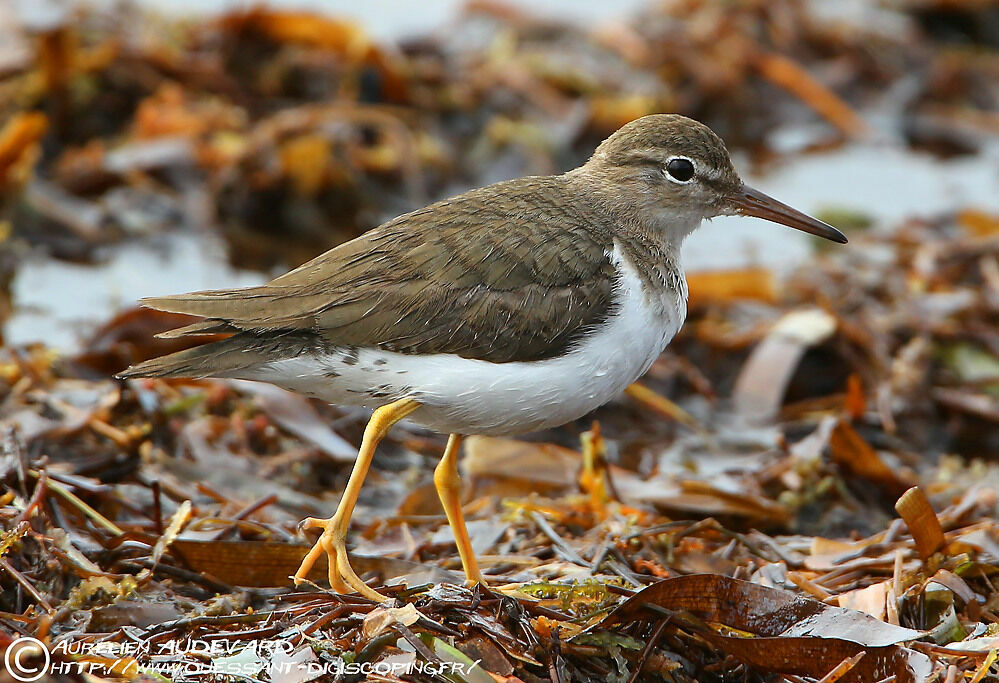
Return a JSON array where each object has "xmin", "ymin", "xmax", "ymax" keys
[{"xmin": 243, "ymin": 245, "xmax": 686, "ymax": 436}]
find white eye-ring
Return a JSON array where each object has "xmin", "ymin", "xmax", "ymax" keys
[{"xmin": 663, "ymin": 156, "xmax": 696, "ymax": 184}]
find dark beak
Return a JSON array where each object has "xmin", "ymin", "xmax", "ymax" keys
[{"xmin": 730, "ymin": 185, "xmax": 848, "ymax": 244}]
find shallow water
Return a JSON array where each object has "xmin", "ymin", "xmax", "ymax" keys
[{"xmin": 7, "ymin": 233, "xmax": 266, "ymax": 350}]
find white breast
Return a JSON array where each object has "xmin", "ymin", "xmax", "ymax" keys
[{"xmin": 245, "ymin": 243, "xmax": 687, "ymax": 436}]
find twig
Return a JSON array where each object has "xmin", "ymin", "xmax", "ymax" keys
[
  {"xmin": 14, "ymin": 470, "xmax": 48, "ymax": 525},
  {"xmin": 143, "ymin": 610, "xmax": 275, "ymax": 636},
  {"xmin": 816, "ymin": 652, "xmax": 865, "ymax": 683},
  {"xmin": 787, "ymin": 571, "xmax": 832, "ymax": 600},
  {"xmin": 4, "ymin": 427, "xmax": 29, "ymax": 498},
  {"xmin": 529, "ymin": 512, "xmax": 587, "ymax": 566},
  {"xmin": 627, "ymin": 617, "xmax": 670, "ymax": 683},
  {"xmin": 209, "ymin": 494, "xmax": 279, "ymax": 541},
  {"xmin": 753, "ymin": 51, "xmax": 870, "ymax": 138},
  {"xmin": 548, "ymin": 627, "xmax": 567, "ymax": 683},
  {"xmin": 87, "ymin": 415, "xmax": 134, "ymax": 448},
  {"xmin": 300, "ymin": 605, "xmax": 350, "ymax": 636},
  {"xmin": 623, "ymin": 382, "xmax": 701, "ymax": 430},
  {"xmin": 120, "ymin": 559, "xmax": 234, "ymax": 595},
  {"xmin": 151, "ymin": 480, "xmax": 163, "ymax": 535},
  {"xmin": 195, "ymin": 482, "xmax": 230, "ymax": 504},
  {"xmin": 393, "ymin": 622, "xmax": 441, "ymax": 664},
  {"xmin": 969, "ymin": 649, "xmax": 998, "ymax": 683},
  {"xmin": 0, "ymin": 556, "xmax": 53, "ymax": 611},
  {"xmin": 34, "ymin": 472, "xmax": 124, "ymax": 535}
]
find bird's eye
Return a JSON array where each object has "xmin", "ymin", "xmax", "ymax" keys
[{"xmin": 665, "ymin": 157, "xmax": 695, "ymax": 183}]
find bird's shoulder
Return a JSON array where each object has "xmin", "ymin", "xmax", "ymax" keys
[{"xmin": 274, "ymin": 174, "xmax": 615, "ymax": 291}]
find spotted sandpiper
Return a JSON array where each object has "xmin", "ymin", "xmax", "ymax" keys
[{"xmin": 118, "ymin": 114, "xmax": 846, "ymax": 600}]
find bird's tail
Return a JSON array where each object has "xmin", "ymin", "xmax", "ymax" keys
[
  {"xmin": 115, "ymin": 339, "xmax": 236, "ymax": 380},
  {"xmin": 116, "ymin": 330, "xmax": 316, "ymax": 381}
]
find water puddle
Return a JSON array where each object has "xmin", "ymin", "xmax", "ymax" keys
[{"xmin": 6, "ymin": 231, "xmax": 265, "ymax": 351}]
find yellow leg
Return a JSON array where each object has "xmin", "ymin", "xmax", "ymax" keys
[
  {"xmin": 580, "ymin": 421, "xmax": 610, "ymax": 508},
  {"xmin": 294, "ymin": 398, "xmax": 420, "ymax": 601},
  {"xmin": 433, "ymin": 434, "xmax": 485, "ymax": 586}
]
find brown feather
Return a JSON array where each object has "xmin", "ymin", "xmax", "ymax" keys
[
  {"xmin": 117, "ymin": 332, "xmax": 320, "ymax": 379},
  {"xmin": 154, "ymin": 320, "xmax": 238, "ymax": 339},
  {"xmin": 130, "ymin": 175, "xmax": 619, "ymax": 367}
]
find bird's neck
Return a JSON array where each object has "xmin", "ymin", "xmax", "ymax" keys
[
  {"xmin": 559, "ymin": 169, "xmax": 686, "ymax": 313},
  {"xmin": 563, "ymin": 167, "xmax": 702, "ymax": 255}
]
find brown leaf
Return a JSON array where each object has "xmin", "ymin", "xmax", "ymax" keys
[
  {"xmin": 844, "ymin": 373, "xmax": 866, "ymax": 419},
  {"xmin": 601, "ymin": 574, "xmax": 929, "ymax": 683},
  {"xmin": 753, "ymin": 51, "xmax": 871, "ymax": 139},
  {"xmin": 958, "ymin": 209, "xmax": 999, "ymax": 237},
  {"xmin": 686, "ymin": 267, "xmax": 777, "ymax": 310},
  {"xmin": 928, "ymin": 569, "xmax": 978, "ymax": 605},
  {"xmin": 231, "ymin": 380, "xmax": 357, "ymax": 461},
  {"xmin": 623, "ymin": 382, "xmax": 700, "ymax": 430},
  {"xmin": 895, "ymin": 486, "xmax": 945, "ymax": 561},
  {"xmin": 675, "ymin": 480, "xmax": 790, "ymax": 524},
  {"xmin": 732, "ymin": 308, "xmax": 838, "ymax": 420},
  {"xmin": 279, "ymin": 134, "xmax": 332, "ymax": 196},
  {"xmin": 830, "ymin": 420, "xmax": 915, "ymax": 498},
  {"xmin": 589, "ymin": 95, "xmax": 663, "ymax": 133},
  {"xmin": 0, "ymin": 111, "xmax": 47, "ymax": 190},
  {"xmin": 605, "ymin": 574, "xmax": 922, "ymax": 643},
  {"xmin": 933, "ymin": 387, "xmax": 999, "ymax": 423},
  {"xmin": 456, "ymin": 636, "xmax": 515, "ymax": 677},
  {"xmin": 89, "ymin": 600, "xmax": 182, "ymax": 630},
  {"xmin": 171, "ymin": 539, "xmax": 461, "ymax": 588},
  {"xmin": 73, "ymin": 307, "xmax": 226, "ymax": 376},
  {"xmin": 362, "ymin": 603, "xmax": 421, "ymax": 638},
  {"xmin": 220, "ymin": 9, "xmax": 370, "ymax": 57},
  {"xmin": 464, "ymin": 436, "xmax": 580, "ymax": 489},
  {"xmin": 837, "ymin": 580, "xmax": 889, "ymax": 620},
  {"xmin": 167, "ymin": 539, "xmax": 262, "ymax": 588}
]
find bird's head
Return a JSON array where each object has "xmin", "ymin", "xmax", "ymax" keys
[{"xmin": 580, "ymin": 114, "xmax": 847, "ymax": 245}]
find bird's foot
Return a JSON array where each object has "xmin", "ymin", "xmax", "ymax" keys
[{"xmin": 294, "ymin": 516, "xmax": 387, "ymax": 602}]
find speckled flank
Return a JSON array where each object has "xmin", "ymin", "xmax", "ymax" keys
[{"xmin": 244, "ymin": 243, "xmax": 687, "ymax": 436}]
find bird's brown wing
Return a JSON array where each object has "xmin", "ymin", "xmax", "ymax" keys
[{"xmin": 120, "ymin": 176, "xmax": 618, "ymax": 379}]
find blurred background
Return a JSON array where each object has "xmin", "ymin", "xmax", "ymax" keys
[
  {"xmin": 8, "ymin": 4, "xmax": 999, "ymax": 669},
  {"xmin": 2, "ymin": 0, "xmax": 998, "ymax": 351}
]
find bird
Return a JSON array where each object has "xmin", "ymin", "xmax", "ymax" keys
[{"xmin": 117, "ymin": 114, "xmax": 847, "ymax": 601}]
